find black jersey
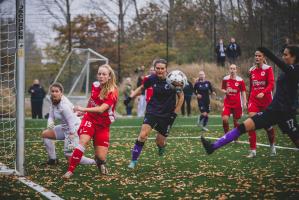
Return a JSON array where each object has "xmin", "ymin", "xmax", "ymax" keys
[
  {"xmin": 193, "ymin": 80, "xmax": 213, "ymax": 105},
  {"xmin": 260, "ymin": 47, "xmax": 299, "ymax": 111}
]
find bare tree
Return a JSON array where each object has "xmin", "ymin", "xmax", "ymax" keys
[{"xmin": 39, "ymin": 0, "xmax": 73, "ymax": 52}]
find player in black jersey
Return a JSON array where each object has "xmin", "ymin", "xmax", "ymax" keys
[{"xmin": 201, "ymin": 46, "xmax": 299, "ymax": 154}]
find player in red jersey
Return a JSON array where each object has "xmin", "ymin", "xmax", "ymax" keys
[
  {"xmin": 222, "ymin": 64, "xmax": 247, "ymax": 135},
  {"xmin": 247, "ymin": 50, "xmax": 276, "ymax": 157},
  {"xmin": 62, "ymin": 64, "xmax": 118, "ymax": 179},
  {"xmin": 143, "ymin": 66, "xmax": 155, "ymax": 103}
]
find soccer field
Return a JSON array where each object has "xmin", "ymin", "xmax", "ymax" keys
[{"xmin": 1, "ymin": 116, "xmax": 299, "ymax": 199}]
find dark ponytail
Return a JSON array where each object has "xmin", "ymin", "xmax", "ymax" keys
[{"xmin": 286, "ymin": 45, "xmax": 299, "ymax": 64}]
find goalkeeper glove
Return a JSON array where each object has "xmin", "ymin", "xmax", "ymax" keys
[{"xmin": 47, "ymin": 122, "xmax": 55, "ymax": 129}]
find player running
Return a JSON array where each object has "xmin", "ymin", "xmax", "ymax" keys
[
  {"xmin": 201, "ymin": 46, "xmax": 299, "ymax": 154},
  {"xmin": 42, "ymin": 83, "xmax": 95, "ymax": 165},
  {"xmin": 62, "ymin": 64, "xmax": 118, "ymax": 179},
  {"xmin": 221, "ymin": 64, "xmax": 247, "ymax": 135},
  {"xmin": 247, "ymin": 50, "xmax": 276, "ymax": 158},
  {"xmin": 125, "ymin": 59, "xmax": 184, "ymax": 169},
  {"xmin": 193, "ymin": 70, "xmax": 216, "ymax": 131}
]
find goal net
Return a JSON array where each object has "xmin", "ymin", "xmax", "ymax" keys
[
  {"xmin": 0, "ymin": 0, "xmax": 17, "ymax": 173},
  {"xmin": 49, "ymin": 48, "xmax": 109, "ymax": 106}
]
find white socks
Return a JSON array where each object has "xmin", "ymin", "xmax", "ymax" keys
[{"xmin": 43, "ymin": 138, "xmax": 56, "ymax": 160}]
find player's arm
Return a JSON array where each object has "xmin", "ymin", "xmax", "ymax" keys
[
  {"xmin": 74, "ymin": 103, "xmax": 110, "ymax": 114},
  {"xmin": 130, "ymin": 85, "xmax": 144, "ymax": 98},
  {"xmin": 47, "ymin": 106, "xmax": 55, "ymax": 129},
  {"xmin": 258, "ymin": 47, "xmax": 299, "ymax": 79},
  {"xmin": 174, "ymin": 91, "xmax": 184, "ymax": 114},
  {"xmin": 221, "ymin": 80, "xmax": 227, "ymax": 94},
  {"xmin": 209, "ymin": 82, "xmax": 216, "ymax": 96},
  {"xmin": 62, "ymin": 104, "xmax": 78, "ymax": 134},
  {"xmin": 242, "ymin": 91, "xmax": 247, "ymax": 109},
  {"xmin": 261, "ymin": 67, "xmax": 275, "ymax": 95}
]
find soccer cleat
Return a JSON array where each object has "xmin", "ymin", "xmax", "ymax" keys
[
  {"xmin": 46, "ymin": 158, "xmax": 59, "ymax": 165},
  {"xmin": 202, "ymin": 126, "xmax": 209, "ymax": 132},
  {"xmin": 246, "ymin": 150, "xmax": 256, "ymax": 158},
  {"xmin": 158, "ymin": 146, "xmax": 166, "ymax": 156},
  {"xmin": 62, "ymin": 171, "xmax": 73, "ymax": 180},
  {"xmin": 200, "ymin": 136, "xmax": 214, "ymax": 155},
  {"xmin": 128, "ymin": 160, "xmax": 138, "ymax": 169},
  {"xmin": 270, "ymin": 145, "xmax": 277, "ymax": 156},
  {"xmin": 99, "ymin": 164, "xmax": 109, "ymax": 175}
]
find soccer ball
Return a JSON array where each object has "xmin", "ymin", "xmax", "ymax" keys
[{"xmin": 166, "ymin": 70, "xmax": 188, "ymax": 89}]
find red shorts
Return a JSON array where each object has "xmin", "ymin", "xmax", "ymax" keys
[
  {"xmin": 222, "ymin": 106, "xmax": 242, "ymax": 119},
  {"xmin": 248, "ymin": 102, "xmax": 269, "ymax": 113},
  {"xmin": 78, "ymin": 117, "xmax": 110, "ymax": 147}
]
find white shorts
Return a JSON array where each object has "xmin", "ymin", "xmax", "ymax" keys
[{"xmin": 53, "ymin": 125, "xmax": 80, "ymax": 154}]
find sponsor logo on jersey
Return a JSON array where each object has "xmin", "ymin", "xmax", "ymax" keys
[
  {"xmin": 252, "ymin": 80, "xmax": 266, "ymax": 87},
  {"xmin": 165, "ymin": 84, "xmax": 170, "ymax": 90}
]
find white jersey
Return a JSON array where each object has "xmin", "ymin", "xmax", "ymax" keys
[{"xmin": 47, "ymin": 96, "xmax": 81, "ymax": 134}]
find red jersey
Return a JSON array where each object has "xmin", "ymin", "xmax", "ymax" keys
[
  {"xmin": 84, "ymin": 81, "xmax": 118, "ymax": 126},
  {"xmin": 248, "ymin": 64, "xmax": 274, "ymax": 107},
  {"xmin": 222, "ymin": 75, "xmax": 246, "ymax": 108},
  {"xmin": 142, "ymin": 75, "xmax": 153, "ymax": 103}
]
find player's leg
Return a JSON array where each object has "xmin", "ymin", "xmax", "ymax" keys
[
  {"xmin": 232, "ymin": 107, "xmax": 242, "ymax": 142},
  {"xmin": 155, "ymin": 113, "xmax": 177, "ymax": 156},
  {"xmin": 197, "ymin": 102, "xmax": 204, "ymax": 126},
  {"xmin": 181, "ymin": 99, "xmax": 186, "ymax": 116},
  {"xmin": 222, "ymin": 106, "xmax": 231, "ymax": 133},
  {"xmin": 186, "ymin": 96, "xmax": 191, "ymax": 116},
  {"xmin": 129, "ymin": 118, "xmax": 153, "ymax": 169},
  {"xmin": 247, "ymin": 112, "xmax": 257, "ymax": 157},
  {"xmin": 202, "ymin": 111, "xmax": 209, "ymax": 131},
  {"xmin": 41, "ymin": 125, "xmax": 65, "ymax": 165},
  {"xmin": 201, "ymin": 109, "xmax": 276, "ymax": 154},
  {"xmin": 278, "ymin": 113, "xmax": 299, "ymax": 148}
]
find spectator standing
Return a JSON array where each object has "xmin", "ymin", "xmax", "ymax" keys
[
  {"xmin": 215, "ymin": 39, "xmax": 226, "ymax": 67},
  {"xmin": 28, "ymin": 79, "xmax": 46, "ymax": 119},
  {"xmin": 123, "ymin": 77, "xmax": 134, "ymax": 116},
  {"xmin": 181, "ymin": 80, "xmax": 193, "ymax": 116},
  {"xmin": 227, "ymin": 37, "xmax": 241, "ymax": 64},
  {"xmin": 136, "ymin": 66, "xmax": 146, "ymax": 117}
]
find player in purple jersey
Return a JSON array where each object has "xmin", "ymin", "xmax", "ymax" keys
[
  {"xmin": 124, "ymin": 59, "xmax": 184, "ymax": 169},
  {"xmin": 201, "ymin": 46, "xmax": 299, "ymax": 154},
  {"xmin": 194, "ymin": 71, "xmax": 216, "ymax": 131}
]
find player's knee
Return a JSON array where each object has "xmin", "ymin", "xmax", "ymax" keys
[{"xmin": 222, "ymin": 118, "xmax": 229, "ymax": 123}]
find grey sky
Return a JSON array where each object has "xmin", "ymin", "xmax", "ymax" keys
[{"xmin": 25, "ymin": 0, "xmax": 163, "ymax": 49}]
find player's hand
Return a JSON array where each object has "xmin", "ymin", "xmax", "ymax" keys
[
  {"xmin": 47, "ymin": 122, "xmax": 55, "ymax": 129},
  {"xmin": 256, "ymin": 93, "xmax": 264, "ymax": 99},
  {"xmin": 212, "ymin": 92, "xmax": 216, "ymax": 96},
  {"xmin": 76, "ymin": 111, "xmax": 85, "ymax": 117},
  {"xmin": 124, "ymin": 97, "xmax": 132, "ymax": 106},
  {"xmin": 74, "ymin": 105, "xmax": 84, "ymax": 112},
  {"xmin": 197, "ymin": 94, "xmax": 202, "ymax": 99}
]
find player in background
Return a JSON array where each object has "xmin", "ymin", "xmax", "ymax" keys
[
  {"xmin": 221, "ymin": 64, "xmax": 247, "ymax": 136},
  {"xmin": 124, "ymin": 59, "xmax": 184, "ymax": 169},
  {"xmin": 201, "ymin": 46, "xmax": 299, "ymax": 154},
  {"xmin": 247, "ymin": 50, "xmax": 276, "ymax": 158},
  {"xmin": 42, "ymin": 83, "xmax": 95, "ymax": 165},
  {"xmin": 62, "ymin": 64, "xmax": 118, "ymax": 179},
  {"xmin": 193, "ymin": 70, "xmax": 216, "ymax": 131},
  {"xmin": 143, "ymin": 66, "xmax": 155, "ymax": 104}
]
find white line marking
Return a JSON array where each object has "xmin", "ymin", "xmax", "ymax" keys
[
  {"xmin": 18, "ymin": 177, "xmax": 64, "ymax": 200},
  {"xmin": 0, "ymin": 163, "xmax": 63, "ymax": 200}
]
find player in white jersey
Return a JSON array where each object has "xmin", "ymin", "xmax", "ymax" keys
[{"xmin": 42, "ymin": 82, "xmax": 95, "ymax": 165}]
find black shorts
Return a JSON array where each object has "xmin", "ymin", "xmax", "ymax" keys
[
  {"xmin": 198, "ymin": 102, "xmax": 210, "ymax": 113},
  {"xmin": 143, "ymin": 113, "xmax": 176, "ymax": 137},
  {"xmin": 251, "ymin": 108, "xmax": 299, "ymax": 140}
]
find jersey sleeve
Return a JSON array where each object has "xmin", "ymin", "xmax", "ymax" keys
[
  {"xmin": 61, "ymin": 103, "xmax": 77, "ymax": 134},
  {"xmin": 143, "ymin": 76, "xmax": 154, "ymax": 89},
  {"xmin": 47, "ymin": 105, "xmax": 54, "ymax": 125},
  {"xmin": 221, "ymin": 79, "xmax": 226, "ymax": 90},
  {"xmin": 262, "ymin": 67, "xmax": 275, "ymax": 94}
]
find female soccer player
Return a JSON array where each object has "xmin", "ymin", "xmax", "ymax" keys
[
  {"xmin": 201, "ymin": 46, "xmax": 299, "ymax": 154},
  {"xmin": 221, "ymin": 64, "xmax": 247, "ymax": 135},
  {"xmin": 62, "ymin": 64, "xmax": 118, "ymax": 179},
  {"xmin": 193, "ymin": 70, "xmax": 216, "ymax": 131},
  {"xmin": 42, "ymin": 83, "xmax": 95, "ymax": 165},
  {"xmin": 247, "ymin": 50, "xmax": 276, "ymax": 158},
  {"xmin": 125, "ymin": 59, "xmax": 184, "ymax": 169}
]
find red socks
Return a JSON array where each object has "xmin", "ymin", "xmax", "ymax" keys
[
  {"xmin": 222, "ymin": 121, "xmax": 229, "ymax": 133},
  {"xmin": 248, "ymin": 131, "xmax": 257, "ymax": 150},
  {"xmin": 67, "ymin": 144, "xmax": 85, "ymax": 173}
]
